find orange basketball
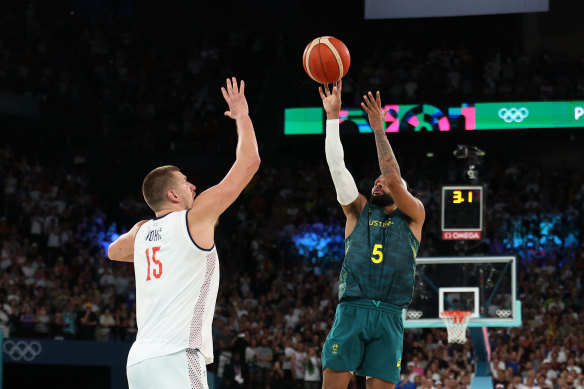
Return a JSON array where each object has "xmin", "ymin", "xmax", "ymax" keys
[{"xmin": 302, "ymin": 36, "xmax": 351, "ymax": 84}]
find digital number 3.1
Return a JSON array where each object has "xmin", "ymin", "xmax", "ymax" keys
[{"xmin": 453, "ymin": 190, "xmax": 473, "ymax": 204}]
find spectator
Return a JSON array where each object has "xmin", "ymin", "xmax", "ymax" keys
[
  {"xmin": 518, "ymin": 376, "xmax": 537, "ymax": 389},
  {"xmin": 566, "ymin": 357, "xmax": 582, "ymax": 374},
  {"xmin": 77, "ymin": 303, "xmax": 97, "ymax": 340},
  {"xmin": 224, "ymin": 353, "xmax": 248, "ymax": 389},
  {"xmin": 125, "ymin": 311, "xmax": 137, "ymax": 342},
  {"xmin": 62, "ymin": 302, "xmax": 76, "ymax": 339},
  {"xmin": 32, "ymin": 304, "xmax": 51, "ymax": 338},
  {"xmin": 397, "ymin": 374, "xmax": 416, "ymax": 389},
  {"xmin": 409, "ymin": 361, "xmax": 421, "ymax": 380},
  {"xmin": 254, "ymin": 336, "xmax": 274, "ymax": 388},
  {"xmin": 303, "ymin": 346, "xmax": 321, "ymax": 389},
  {"xmin": 96, "ymin": 307, "xmax": 115, "ymax": 341},
  {"xmin": 271, "ymin": 357, "xmax": 286, "ymax": 386},
  {"xmin": 290, "ymin": 341, "xmax": 306, "ymax": 386},
  {"xmin": 0, "ymin": 300, "xmax": 10, "ymax": 338},
  {"xmin": 51, "ymin": 313, "xmax": 66, "ymax": 340},
  {"xmin": 282, "ymin": 338, "xmax": 295, "ymax": 385}
]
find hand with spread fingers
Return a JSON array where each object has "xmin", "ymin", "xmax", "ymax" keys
[
  {"xmin": 319, "ymin": 81, "xmax": 342, "ymax": 119},
  {"xmin": 221, "ymin": 77, "xmax": 249, "ymax": 120},
  {"xmin": 361, "ymin": 91, "xmax": 388, "ymax": 132}
]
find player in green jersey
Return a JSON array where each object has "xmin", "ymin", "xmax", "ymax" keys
[{"xmin": 318, "ymin": 81, "xmax": 425, "ymax": 389}]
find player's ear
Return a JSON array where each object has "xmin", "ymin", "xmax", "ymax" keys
[{"xmin": 167, "ymin": 190, "xmax": 179, "ymax": 203}]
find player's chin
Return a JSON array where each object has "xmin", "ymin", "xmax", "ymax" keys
[{"xmin": 371, "ymin": 193, "xmax": 394, "ymax": 207}]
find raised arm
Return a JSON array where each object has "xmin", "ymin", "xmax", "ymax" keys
[
  {"xmin": 188, "ymin": 78, "xmax": 261, "ymax": 246},
  {"xmin": 320, "ymin": 82, "xmax": 367, "ymax": 237},
  {"xmin": 361, "ymin": 91, "xmax": 425, "ymax": 227},
  {"xmin": 108, "ymin": 220, "xmax": 148, "ymax": 262}
]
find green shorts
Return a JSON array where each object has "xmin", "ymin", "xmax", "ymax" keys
[{"xmin": 321, "ymin": 299, "xmax": 404, "ymax": 383}]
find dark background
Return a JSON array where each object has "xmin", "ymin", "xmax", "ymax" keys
[{"xmin": 1, "ymin": 1, "xmax": 584, "ymax": 388}]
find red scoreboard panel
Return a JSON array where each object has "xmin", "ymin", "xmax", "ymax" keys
[{"xmin": 441, "ymin": 186, "xmax": 484, "ymax": 240}]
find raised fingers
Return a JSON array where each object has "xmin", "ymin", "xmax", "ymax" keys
[
  {"xmin": 375, "ymin": 91, "xmax": 382, "ymax": 108},
  {"xmin": 226, "ymin": 78, "xmax": 233, "ymax": 95},
  {"xmin": 221, "ymin": 86, "xmax": 229, "ymax": 101},
  {"xmin": 360, "ymin": 101, "xmax": 371, "ymax": 114},
  {"xmin": 231, "ymin": 77, "xmax": 239, "ymax": 94},
  {"xmin": 318, "ymin": 86, "xmax": 326, "ymax": 100},
  {"xmin": 361, "ymin": 102, "xmax": 373, "ymax": 115},
  {"xmin": 224, "ymin": 77, "xmax": 244, "ymax": 98},
  {"xmin": 363, "ymin": 92, "xmax": 375, "ymax": 108},
  {"xmin": 332, "ymin": 82, "xmax": 340, "ymax": 96}
]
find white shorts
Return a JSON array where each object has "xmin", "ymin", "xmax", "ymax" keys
[{"xmin": 127, "ymin": 349, "xmax": 209, "ymax": 389}]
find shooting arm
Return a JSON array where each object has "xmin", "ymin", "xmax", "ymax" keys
[
  {"xmin": 363, "ymin": 91, "xmax": 424, "ymax": 224},
  {"xmin": 372, "ymin": 127, "xmax": 401, "ymax": 185},
  {"xmin": 325, "ymin": 119, "xmax": 359, "ymax": 205}
]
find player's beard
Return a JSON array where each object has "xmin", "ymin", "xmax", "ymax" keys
[{"xmin": 370, "ymin": 193, "xmax": 394, "ymax": 207}]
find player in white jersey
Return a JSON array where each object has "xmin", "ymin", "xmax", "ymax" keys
[{"xmin": 108, "ymin": 77, "xmax": 260, "ymax": 389}]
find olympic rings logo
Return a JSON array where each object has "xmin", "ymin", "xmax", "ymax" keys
[
  {"xmin": 406, "ymin": 310, "xmax": 423, "ymax": 319},
  {"xmin": 3, "ymin": 339, "xmax": 43, "ymax": 361},
  {"xmin": 498, "ymin": 107, "xmax": 529, "ymax": 123}
]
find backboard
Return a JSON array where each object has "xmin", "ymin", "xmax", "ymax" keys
[{"xmin": 404, "ymin": 256, "xmax": 521, "ymax": 328}]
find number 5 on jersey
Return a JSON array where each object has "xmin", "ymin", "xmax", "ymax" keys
[
  {"xmin": 145, "ymin": 246, "xmax": 163, "ymax": 281},
  {"xmin": 371, "ymin": 244, "xmax": 383, "ymax": 264}
]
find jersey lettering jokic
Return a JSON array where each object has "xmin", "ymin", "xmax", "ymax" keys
[{"xmin": 127, "ymin": 210, "xmax": 219, "ymax": 367}]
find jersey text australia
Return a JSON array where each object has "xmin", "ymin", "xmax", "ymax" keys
[
  {"xmin": 127, "ymin": 210, "xmax": 219, "ymax": 366},
  {"xmin": 339, "ymin": 201, "xmax": 419, "ymax": 307}
]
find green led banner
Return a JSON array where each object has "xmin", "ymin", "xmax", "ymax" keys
[
  {"xmin": 284, "ymin": 100, "xmax": 584, "ymax": 135},
  {"xmin": 284, "ymin": 107, "xmax": 323, "ymax": 135}
]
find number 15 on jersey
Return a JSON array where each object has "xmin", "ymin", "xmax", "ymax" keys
[{"xmin": 145, "ymin": 246, "xmax": 163, "ymax": 281}]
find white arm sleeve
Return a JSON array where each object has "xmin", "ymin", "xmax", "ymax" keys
[{"xmin": 325, "ymin": 119, "xmax": 359, "ymax": 205}]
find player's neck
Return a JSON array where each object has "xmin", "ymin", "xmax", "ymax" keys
[
  {"xmin": 154, "ymin": 204, "xmax": 185, "ymax": 218},
  {"xmin": 382, "ymin": 204, "xmax": 398, "ymax": 214}
]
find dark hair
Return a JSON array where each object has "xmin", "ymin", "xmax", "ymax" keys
[
  {"xmin": 142, "ymin": 165, "xmax": 180, "ymax": 212},
  {"xmin": 373, "ymin": 175, "xmax": 422, "ymax": 199}
]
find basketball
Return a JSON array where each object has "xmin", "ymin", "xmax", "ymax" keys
[{"xmin": 302, "ymin": 36, "xmax": 351, "ymax": 84}]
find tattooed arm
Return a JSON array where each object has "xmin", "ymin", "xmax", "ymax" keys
[
  {"xmin": 362, "ymin": 91, "xmax": 425, "ymax": 231},
  {"xmin": 372, "ymin": 123, "xmax": 401, "ymax": 180}
]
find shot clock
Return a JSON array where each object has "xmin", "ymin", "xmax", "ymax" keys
[{"xmin": 441, "ymin": 186, "xmax": 484, "ymax": 240}]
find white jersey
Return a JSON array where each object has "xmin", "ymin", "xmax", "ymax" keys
[{"xmin": 127, "ymin": 210, "xmax": 220, "ymax": 367}]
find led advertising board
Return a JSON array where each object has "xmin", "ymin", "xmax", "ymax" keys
[{"xmin": 284, "ymin": 101, "xmax": 584, "ymax": 135}]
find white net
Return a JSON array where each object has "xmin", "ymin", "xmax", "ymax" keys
[{"xmin": 441, "ymin": 311, "xmax": 472, "ymax": 344}]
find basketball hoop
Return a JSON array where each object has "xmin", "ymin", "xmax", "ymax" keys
[{"xmin": 440, "ymin": 310, "xmax": 472, "ymax": 344}]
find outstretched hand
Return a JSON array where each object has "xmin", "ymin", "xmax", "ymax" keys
[
  {"xmin": 319, "ymin": 81, "xmax": 342, "ymax": 119},
  {"xmin": 361, "ymin": 91, "xmax": 388, "ymax": 132},
  {"xmin": 221, "ymin": 77, "xmax": 249, "ymax": 120}
]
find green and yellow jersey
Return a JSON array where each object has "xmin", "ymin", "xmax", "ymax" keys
[{"xmin": 339, "ymin": 201, "xmax": 419, "ymax": 307}]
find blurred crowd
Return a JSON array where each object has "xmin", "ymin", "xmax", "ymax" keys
[
  {"xmin": 2, "ymin": 1, "xmax": 584, "ymax": 151},
  {"xmin": 1, "ymin": 1, "xmax": 584, "ymax": 389},
  {"xmin": 1, "ymin": 140, "xmax": 583, "ymax": 388}
]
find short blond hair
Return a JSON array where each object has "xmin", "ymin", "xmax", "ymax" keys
[{"xmin": 142, "ymin": 165, "xmax": 180, "ymax": 212}]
